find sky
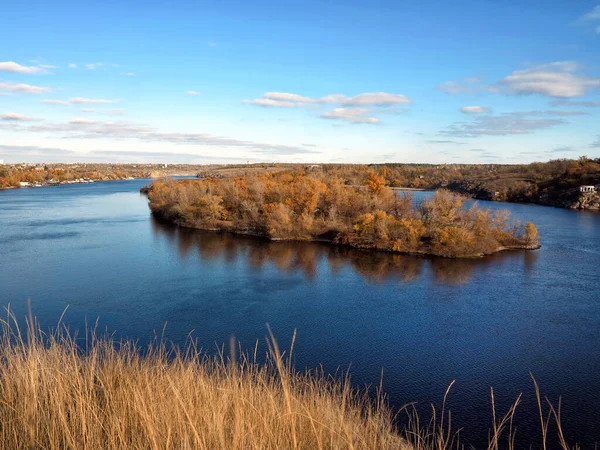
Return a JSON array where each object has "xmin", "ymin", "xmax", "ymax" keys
[{"xmin": 0, "ymin": 0, "xmax": 599, "ymax": 164}]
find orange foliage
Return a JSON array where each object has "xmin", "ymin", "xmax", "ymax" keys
[{"xmin": 148, "ymin": 172, "xmax": 538, "ymax": 258}]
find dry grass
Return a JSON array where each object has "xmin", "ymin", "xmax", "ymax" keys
[
  {"xmin": 0, "ymin": 308, "xmax": 582, "ymax": 450},
  {"xmin": 0, "ymin": 311, "xmax": 408, "ymax": 450}
]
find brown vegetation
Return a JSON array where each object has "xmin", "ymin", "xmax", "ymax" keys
[
  {"xmin": 148, "ymin": 171, "xmax": 539, "ymax": 258},
  {"xmin": 0, "ymin": 312, "xmax": 579, "ymax": 450},
  {"xmin": 0, "ymin": 164, "xmax": 140, "ymax": 188}
]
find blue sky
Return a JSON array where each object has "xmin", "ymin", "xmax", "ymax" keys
[{"xmin": 1, "ymin": 0, "xmax": 599, "ymax": 164}]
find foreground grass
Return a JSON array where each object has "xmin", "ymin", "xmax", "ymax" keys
[{"xmin": 0, "ymin": 311, "xmax": 579, "ymax": 449}]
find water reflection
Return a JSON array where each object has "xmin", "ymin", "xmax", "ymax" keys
[{"xmin": 151, "ymin": 218, "xmax": 538, "ymax": 286}]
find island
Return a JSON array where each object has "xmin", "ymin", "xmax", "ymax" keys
[{"xmin": 147, "ymin": 170, "xmax": 540, "ymax": 258}]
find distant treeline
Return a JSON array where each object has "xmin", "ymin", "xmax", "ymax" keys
[
  {"xmin": 350, "ymin": 157, "xmax": 600, "ymax": 209},
  {"xmin": 148, "ymin": 171, "xmax": 539, "ymax": 258}
]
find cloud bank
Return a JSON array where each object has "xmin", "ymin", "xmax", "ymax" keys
[
  {"xmin": 0, "ymin": 61, "xmax": 45, "ymax": 74},
  {"xmin": 244, "ymin": 91, "xmax": 411, "ymax": 124}
]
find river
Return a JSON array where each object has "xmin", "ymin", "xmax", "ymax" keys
[{"xmin": 0, "ymin": 179, "xmax": 599, "ymax": 447}]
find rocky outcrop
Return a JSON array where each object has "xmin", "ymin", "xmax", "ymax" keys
[{"xmin": 573, "ymin": 192, "xmax": 600, "ymax": 210}]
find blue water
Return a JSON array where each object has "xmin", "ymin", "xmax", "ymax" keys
[{"xmin": 0, "ymin": 180, "xmax": 599, "ymax": 447}]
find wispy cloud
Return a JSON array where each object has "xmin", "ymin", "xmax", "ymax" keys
[
  {"xmin": 246, "ymin": 91, "xmax": 412, "ymax": 108},
  {"xmin": 68, "ymin": 63, "xmax": 77, "ymax": 69},
  {"xmin": 0, "ymin": 81, "xmax": 51, "ymax": 94},
  {"xmin": 591, "ymin": 136, "xmax": 600, "ymax": 148},
  {"xmin": 0, "ymin": 112, "xmax": 42, "ymax": 121},
  {"xmin": 106, "ymin": 108, "xmax": 126, "ymax": 115},
  {"xmin": 550, "ymin": 99, "xmax": 600, "ymax": 107},
  {"xmin": 321, "ymin": 108, "xmax": 380, "ymax": 124},
  {"xmin": 439, "ymin": 62, "xmax": 600, "ymax": 99},
  {"xmin": 9, "ymin": 118, "xmax": 319, "ymax": 156},
  {"xmin": 81, "ymin": 108, "xmax": 96, "ymax": 113},
  {"xmin": 69, "ymin": 97, "xmax": 119, "ymax": 104},
  {"xmin": 426, "ymin": 139, "xmax": 465, "ymax": 145},
  {"xmin": 187, "ymin": 91, "xmax": 200, "ymax": 96},
  {"xmin": 0, "ymin": 144, "xmax": 77, "ymax": 161},
  {"xmin": 41, "ymin": 99, "xmax": 69, "ymax": 106},
  {"xmin": 245, "ymin": 91, "xmax": 411, "ymax": 124},
  {"xmin": 120, "ymin": 72, "xmax": 135, "ymax": 76},
  {"xmin": 442, "ymin": 111, "xmax": 567, "ymax": 137},
  {"xmin": 0, "ymin": 61, "xmax": 45, "ymax": 74},
  {"xmin": 85, "ymin": 63, "xmax": 104, "ymax": 70},
  {"xmin": 581, "ymin": 5, "xmax": 600, "ymax": 33},
  {"xmin": 436, "ymin": 77, "xmax": 493, "ymax": 94},
  {"xmin": 548, "ymin": 146, "xmax": 577, "ymax": 153},
  {"xmin": 460, "ymin": 106, "xmax": 491, "ymax": 114},
  {"xmin": 498, "ymin": 62, "xmax": 600, "ymax": 98},
  {"xmin": 506, "ymin": 110, "xmax": 589, "ymax": 117},
  {"xmin": 0, "ymin": 145, "xmax": 252, "ymax": 164}
]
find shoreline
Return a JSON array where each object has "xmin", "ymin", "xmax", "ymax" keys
[{"xmin": 151, "ymin": 211, "xmax": 541, "ymax": 259}]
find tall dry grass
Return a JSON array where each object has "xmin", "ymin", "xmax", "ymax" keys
[
  {"xmin": 0, "ymin": 310, "xmax": 407, "ymax": 450},
  {"xmin": 0, "ymin": 308, "xmax": 581, "ymax": 450}
]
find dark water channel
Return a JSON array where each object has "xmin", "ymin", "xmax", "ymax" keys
[{"xmin": 0, "ymin": 179, "xmax": 599, "ymax": 447}]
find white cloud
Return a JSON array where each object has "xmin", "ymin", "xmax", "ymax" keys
[
  {"xmin": 0, "ymin": 61, "xmax": 45, "ymax": 74},
  {"xmin": 321, "ymin": 108, "xmax": 380, "ymax": 124},
  {"xmin": 0, "ymin": 112, "xmax": 42, "ymax": 121},
  {"xmin": 81, "ymin": 108, "xmax": 96, "ymax": 113},
  {"xmin": 38, "ymin": 64, "xmax": 58, "ymax": 69},
  {"xmin": 68, "ymin": 118, "xmax": 99, "ymax": 125},
  {"xmin": 85, "ymin": 63, "xmax": 104, "ymax": 70},
  {"xmin": 248, "ymin": 91, "xmax": 412, "ymax": 107},
  {"xmin": 187, "ymin": 91, "xmax": 200, "ymax": 96},
  {"xmin": 0, "ymin": 81, "xmax": 51, "ymax": 94},
  {"xmin": 121, "ymin": 72, "xmax": 135, "ymax": 76},
  {"xmin": 243, "ymin": 98, "xmax": 298, "ymax": 108},
  {"xmin": 69, "ymin": 97, "xmax": 119, "ymax": 104},
  {"xmin": 507, "ymin": 110, "xmax": 588, "ymax": 117},
  {"xmin": 342, "ymin": 92, "xmax": 412, "ymax": 106},
  {"xmin": 106, "ymin": 108, "xmax": 126, "ymax": 115},
  {"xmin": 443, "ymin": 112, "xmax": 567, "ymax": 137},
  {"xmin": 460, "ymin": 106, "xmax": 491, "ymax": 114},
  {"xmin": 499, "ymin": 62, "xmax": 600, "ymax": 98},
  {"xmin": 245, "ymin": 91, "xmax": 411, "ymax": 124},
  {"xmin": 426, "ymin": 140, "xmax": 465, "ymax": 145},
  {"xmin": 13, "ymin": 118, "xmax": 318, "ymax": 156},
  {"xmin": 262, "ymin": 92, "xmax": 316, "ymax": 104},
  {"xmin": 550, "ymin": 99, "xmax": 600, "ymax": 107},
  {"xmin": 437, "ymin": 77, "xmax": 488, "ymax": 94},
  {"xmin": 582, "ymin": 5, "xmax": 600, "ymax": 23},
  {"xmin": 41, "ymin": 99, "xmax": 69, "ymax": 106},
  {"xmin": 68, "ymin": 63, "xmax": 77, "ymax": 69}
]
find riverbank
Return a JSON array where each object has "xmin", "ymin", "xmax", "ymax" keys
[{"xmin": 0, "ymin": 315, "xmax": 577, "ymax": 450}]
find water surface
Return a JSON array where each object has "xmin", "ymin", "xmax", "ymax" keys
[{"xmin": 0, "ymin": 180, "xmax": 599, "ymax": 447}]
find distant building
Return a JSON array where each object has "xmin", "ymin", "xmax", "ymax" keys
[
  {"xmin": 0, "ymin": 159, "xmax": 4, "ymax": 165},
  {"xmin": 579, "ymin": 185, "xmax": 597, "ymax": 193},
  {"xmin": 19, "ymin": 182, "xmax": 31, "ymax": 187}
]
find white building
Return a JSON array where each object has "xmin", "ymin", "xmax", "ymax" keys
[
  {"xmin": 580, "ymin": 185, "xmax": 600, "ymax": 193},
  {"xmin": 580, "ymin": 185, "xmax": 596, "ymax": 193},
  {"xmin": 0, "ymin": 159, "xmax": 4, "ymax": 165}
]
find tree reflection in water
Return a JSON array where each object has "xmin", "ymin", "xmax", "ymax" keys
[{"xmin": 151, "ymin": 217, "xmax": 537, "ymax": 286}]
